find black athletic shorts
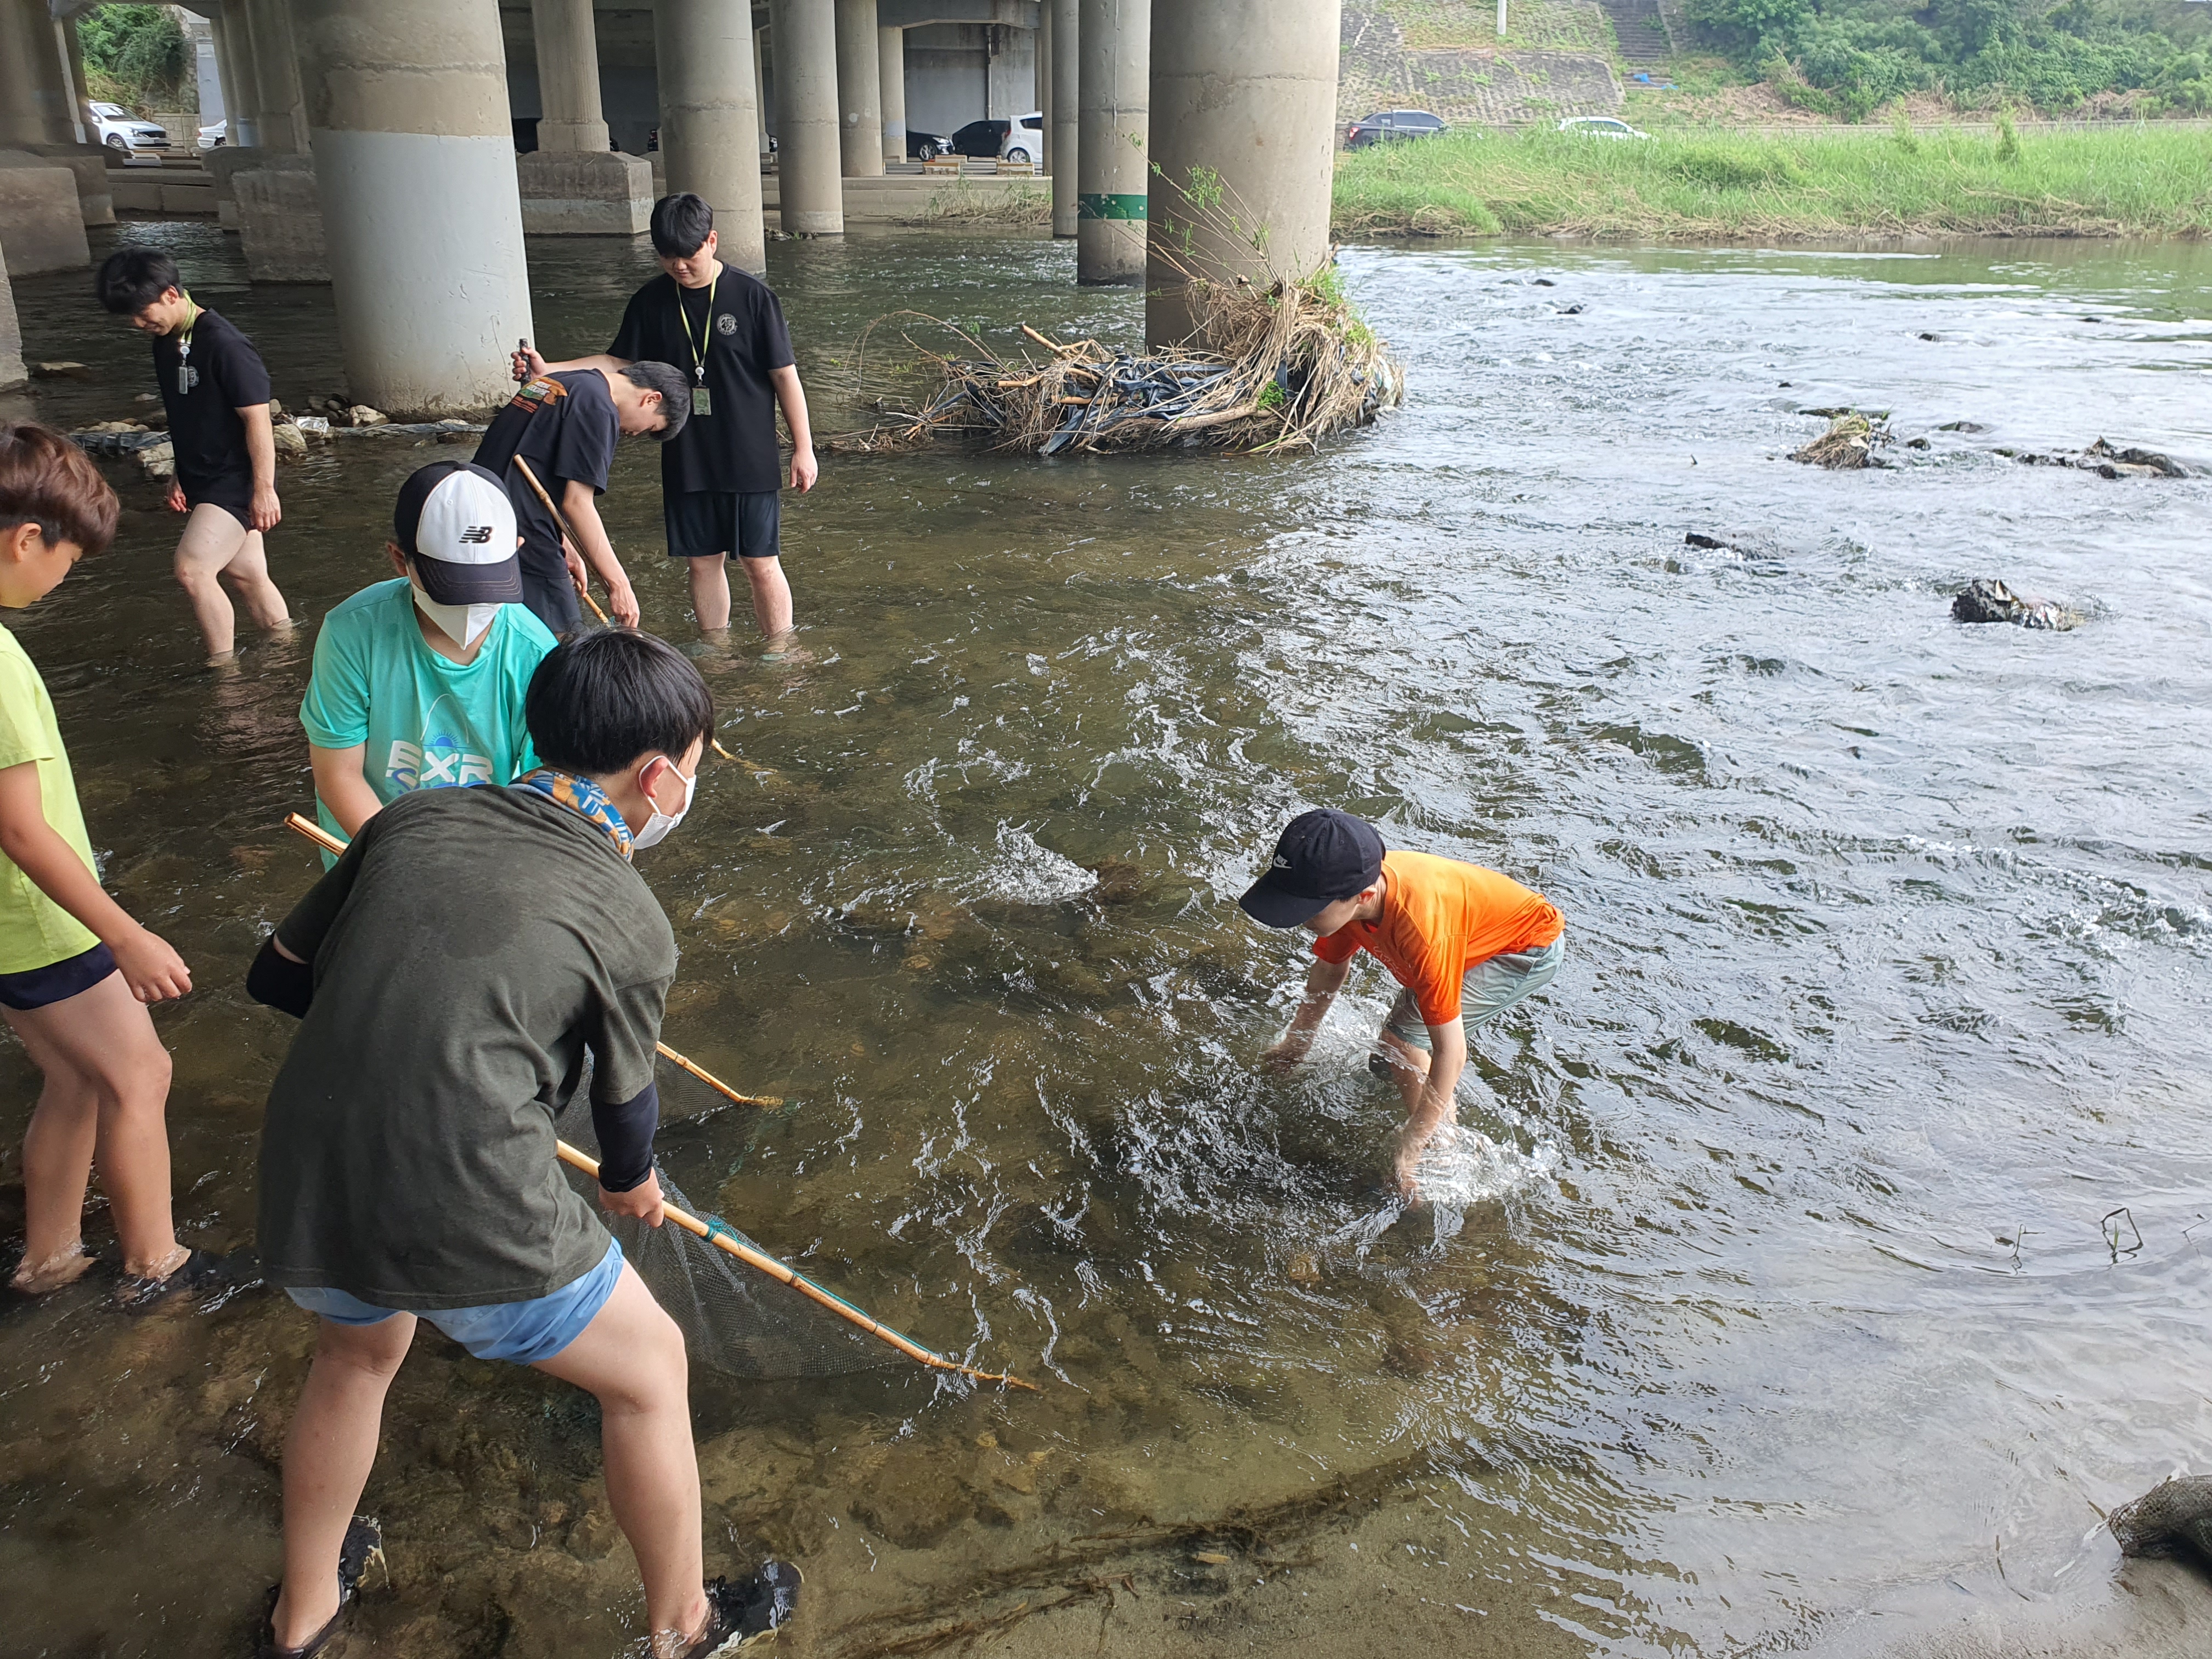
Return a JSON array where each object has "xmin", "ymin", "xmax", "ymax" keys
[
  {"xmin": 182, "ymin": 471, "xmax": 253, "ymax": 529},
  {"xmin": 0, "ymin": 942, "xmax": 118, "ymax": 1011},
  {"xmin": 665, "ymin": 490, "xmax": 780, "ymax": 561},
  {"xmin": 518, "ymin": 539, "xmax": 582, "ymax": 635}
]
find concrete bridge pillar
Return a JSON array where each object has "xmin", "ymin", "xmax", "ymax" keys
[
  {"xmin": 245, "ymin": 0, "xmax": 309, "ymax": 154},
  {"xmin": 1048, "ymin": 0, "xmax": 1076, "ymax": 238},
  {"xmin": 878, "ymin": 25, "xmax": 905, "ymax": 167},
  {"xmin": 0, "ymin": 245, "xmax": 24, "ymax": 391},
  {"xmin": 1075, "ymin": 0, "xmax": 1144, "ymax": 285},
  {"xmin": 835, "ymin": 0, "xmax": 885, "ymax": 178},
  {"xmin": 524, "ymin": 0, "xmax": 654, "ymax": 235},
  {"xmin": 655, "ymin": 0, "xmax": 769, "ymax": 272},
  {"xmin": 0, "ymin": 2, "xmax": 110, "ymax": 236},
  {"xmin": 227, "ymin": 0, "xmax": 327, "ymax": 280},
  {"xmin": 768, "ymin": 0, "xmax": 844, "ymax": 234},
  {"xmin": 294, "ymin": 0, "xmax": 533, "ymax": 416},
  {"xmin": 209, "ymin": 6, "xmax": 254, "ymax": 147},
  {"xmin": 1146, "ymin": 0, "xmax": 1343, "ymax": 346}
]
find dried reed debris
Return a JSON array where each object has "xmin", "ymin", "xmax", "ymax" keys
[{"xmin": 828, "ymin": 268, "xmax": 1402, "ymax": 458}]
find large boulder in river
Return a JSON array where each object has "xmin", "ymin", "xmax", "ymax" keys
[
  {"xmin": 1952, "ymin": 578, "xmax": 2080, "ymax": 631},
  {"xmin": 2109, "ymin": 1475, "xmax": 2212, "ymax": 1568}
]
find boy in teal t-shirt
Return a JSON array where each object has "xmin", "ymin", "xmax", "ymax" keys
[{"xmin": 302, "ymin": 462, "xmax": 556, "ymax": 849}]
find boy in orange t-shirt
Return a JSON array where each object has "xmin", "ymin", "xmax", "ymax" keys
[{"xmin": 1240, "ymin": 809, "xmax": 1565, "ymax": 1197}]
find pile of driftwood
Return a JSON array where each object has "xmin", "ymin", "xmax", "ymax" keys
[{"xmin": 830, "ymin": 268, "xmax": 1401, "ymax": 458}]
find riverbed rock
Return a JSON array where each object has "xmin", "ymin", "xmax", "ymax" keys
[
  {"xmin": 2109, "ymin": 1475, "xmax": 2212, "ymax": 1567},
  {"xmin": 78, "ymin": 420, "xmax": 147, "ymax": 435},
  {"xmin": 1951, "ymin": 578, "xmax": 2080, "ymax": 631},
  {"xmin": 137, "ymin": 438, "xmax": 173, "ymax": 480},
  {"xmin": 2002, "ymin": 437, "xmax": 2192, "ymax": 478},
  {"xmin": 1938, "ymin": 420, "xmax": 1989, "ymax": 433},
  {"xmin": 270, "ymin": 420, "xmax": 308, "ymax": 460},
  {"xmin": 30, "ymin": 360, "xmax": 92, "ymax": 379}
]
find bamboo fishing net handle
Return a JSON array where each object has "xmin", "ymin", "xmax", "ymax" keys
[
  {"xmin": 555, "ymin": 1138, "xmax": 1037, "ymax": 1391},
  {"xmin": 280, "ymin": 814, "xmax": 781, "ymax": 1109},
  {"xmin": 511, "ymin": 456, "xmax": 738, "ymax": 765}
]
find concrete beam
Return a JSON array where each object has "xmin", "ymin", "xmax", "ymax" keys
[
  {"xmin": 877, "ymin": 0, "xmax": 1034, "ymax": 27},
  {"xmin": 656, "ymin": 0, "xmax": 769, "ymax": 272},
  {"xmin": 768, "ymin": 0, "xmax": 844, "ymax": 233},
  {"xmin": 532, "ymin": 0, "xmax": 612, "ymax": 151},
  {"xmin": 0, "ymin": 246, "xmax": 24, "ymax": 391},
  {"xmin": 835, "ymin": 0, "xmax": 885, "ymax": 177},
  {"xmin": 295, "ymin": 0, "xmax": 533, "ymax": 416},
  {"xmin": 1075, "ymin": 0, "xmax": 1142, "ymax": 285},
  {"xmin": 1146, "ymin": 0, "xmax": 1344, "ymax": 346}
]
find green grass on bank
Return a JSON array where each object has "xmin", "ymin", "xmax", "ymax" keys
[{"xmin": 1331, "ymin": 125, "xmax": 2212, "ymax": 241}]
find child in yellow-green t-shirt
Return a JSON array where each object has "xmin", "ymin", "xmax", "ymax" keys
[{"xmin": 0, "ymin": 424, "xmax": 211, "ymax": 1306}]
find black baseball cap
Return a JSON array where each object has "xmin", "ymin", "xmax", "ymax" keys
[
  {"xmin": 393, "ymin": 460, "xmax": 523, "ymax": 604},
  {"xmin": 1237, "ymin": 809, "xmax": 1387, "ymax": 928}
]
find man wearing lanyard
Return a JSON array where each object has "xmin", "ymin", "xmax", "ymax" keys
[
  {"xmin": 516, "ymin": 193, "xmax": 817, "ymax": 652},
  {"xmin": 95, "ymin": 249, "xmax": 292, "ymax": 667}
]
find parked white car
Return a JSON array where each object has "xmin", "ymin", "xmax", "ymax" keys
[
  {"xmin": 1558, "ymin": 116, "xmax": 1649, "ymax": 139},
  {"xmin": 198, "ymin": 117, "xmax": 228, "ymax": 150},
  {"xmin": 83, "ymin": 101, "xmax": 171, "ymax": 154},
  {"xmin": 1000, "ymin": 109, "xmax": 1043, "ymax": 165}
]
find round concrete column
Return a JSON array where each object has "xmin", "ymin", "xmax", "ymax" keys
[
  {"xmin": 1146, "ymin": 0, "xmax": 1343, "ymax": 346},
  {"xmin": 210, "ymin": 7, "xmax": 255, "ymax": 147},
  {"xmin": 531, "ymin": 0, "xmax": 611, "ymax": 153},
  {"xmin": 245, "ymin": 0, "xmax": 305, "ymax": 154},
  {"xmin": 0, "ymin": 2, "xmax": 74, "ymax": 148},
  {"xmin": 878, "ymin": 25, "xmax": 905, "ymax": 166},
  {"xmin": 834, "ymin": 0, "xmax": 884, "ymax": 179},
  {"xmin": 1075, "ymin": 0, "xmax": 1144, "ymax": 285},
  {"xmin": 294, "ymin": 0, "xmax": 532, "ymax": 416},
  {"xmin": 656, "ymin": 0, "xmax": 768, "ymax": 272},
  {"xmin": 768, "ymin": 0, "xmax": 843, "ymax": 234},
  {"xmin": 756, "ymin": 29, "xmax": 771, "ymax": 155},
  {"xmin": 1048, "ymin": 0, "xmax": 1076, "ymax": 238}
]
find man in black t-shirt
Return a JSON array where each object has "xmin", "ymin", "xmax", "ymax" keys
[
  {"xmin": 472, "ymin": 359, "xmax": 689, "ymax": 635},
  {"xmin": 517, "ymin": 193, "xmax": 818, "ymax": 651},
  {"xmin": 96, "ymin": 249, "xmax": 292, "ymax": 667}
]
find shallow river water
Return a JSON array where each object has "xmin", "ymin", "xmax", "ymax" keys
[{"xmin": 1, "ymin": 226, "xmax": 2209, "ymax": 1659}]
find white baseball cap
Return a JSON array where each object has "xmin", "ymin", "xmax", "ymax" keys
[{"xmin": 393, "ymin": 460, "xmax": 522, "ymax": 603}]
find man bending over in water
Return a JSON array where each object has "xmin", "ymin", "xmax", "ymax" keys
[
  {"xmin": 1240, "ymin": 809, "xmax": 1565, "ymax": 1198},
  {"xmin": 247, "ymin": 631, "xmax": 795, "ymax": 1657}
]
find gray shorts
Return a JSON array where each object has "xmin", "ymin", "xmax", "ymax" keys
[{"xmin": 1380, "ymin": 934, "xmax": 1564, "ymax": 1051}]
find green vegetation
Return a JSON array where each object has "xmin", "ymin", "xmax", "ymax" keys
[
  {"xmin": 1332, "ymin": 125, "xmax": 2212, "ymax": 240},
  {"xmin": 1686, "ymin": 0, "xmax": 2212, "ymax": 119},
  {"xmin": 76, "ymin": 4, "xmax": 194, "ymax": 114}
]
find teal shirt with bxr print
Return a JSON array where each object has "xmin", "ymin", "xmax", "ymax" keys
[{"xmin": 298, "ymin": 579, "xmax": 556, "ymax": 857}]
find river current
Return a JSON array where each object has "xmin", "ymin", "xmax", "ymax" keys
[{"xmin": 1, "ymin": 227, "xmax": 2208, "ymax": 1659}]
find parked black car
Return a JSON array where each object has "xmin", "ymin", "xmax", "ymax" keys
[
  {"xmin": 1345, "ymin": 110, "xmax": 1448, "ymax": 149},
  {"xmin": 907, "ymin": 129, "xmax": 953, "ymax": 159},
  {"xmin": 949, "ymin": 117, "xmax": 1011, "ymax": 159}
]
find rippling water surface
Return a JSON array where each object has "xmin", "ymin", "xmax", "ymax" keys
[{"xmin": 1, "ymin": 226, "xmax": 2208, "ymax": 1658}]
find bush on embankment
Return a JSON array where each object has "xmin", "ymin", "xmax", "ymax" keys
[{"xmin": 1331, "ymin": 125, "xmax": 2212, "ymax": 240}]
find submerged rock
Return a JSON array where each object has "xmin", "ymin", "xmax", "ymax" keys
[
  {"xmin": 2109, "ymin": 1475, "xmax": 2212, "ymax": 1567},
  {"xmin": 1938, "ymin": 420, "xmax": 1990, "ymax": 433},
  {"xmin": 1951, "ymin": 578, "xmax": 2080, "ymax": 631},
  {"xmin": 2004, "ymin": 437, "xmax": 2192, "ymax": 478},
  {"xmin": 30, "ymin": 361, "xmax": 92, "ymax": 380}
]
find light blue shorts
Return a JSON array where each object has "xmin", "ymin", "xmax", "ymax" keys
[
  {"xmin": 285, "ymin": 1237, "xmax": 624, "ymax": 1365},
  {"xmin": 1381, "ymin": 934, "xmax": 1565, "ymax": 1052}
]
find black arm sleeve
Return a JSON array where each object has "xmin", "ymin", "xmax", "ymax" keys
[
  {"xmin": 246, "ymin": 934, "xmax": 315, "ymax": 1018},
  {"xmin": 592, "ymin": 1080, "xmax": 660, "ymax": 1193}
]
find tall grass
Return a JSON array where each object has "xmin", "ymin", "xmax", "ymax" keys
[{"xmin": 1333, "ymin": 126, "xmax": 2212, "ymax": 240}]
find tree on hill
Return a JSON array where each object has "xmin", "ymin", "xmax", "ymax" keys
[{"xmin": 76, "ymin": 4, "xmax": 193, "ymax": 115}]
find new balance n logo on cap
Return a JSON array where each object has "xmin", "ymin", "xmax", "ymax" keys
[{"xmin": 458, "ymin": 526, "xmax": 494, "ymax": 544}]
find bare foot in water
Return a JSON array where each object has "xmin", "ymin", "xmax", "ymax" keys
[{"xmin": 10, "ymin": 1242, "xmax": 94, "ymax": 1294}]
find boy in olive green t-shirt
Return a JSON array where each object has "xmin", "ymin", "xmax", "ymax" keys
[{"xmin": 0, "ymin": 424, "xmax": 211, "ymax": 1305}]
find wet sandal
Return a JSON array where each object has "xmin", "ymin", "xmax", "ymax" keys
[
  {"xmin": 252, "ymin": 1515, "xmax": 383, "ymax": 1658},
  {"xmin": 682, "ymin": 1560, "xmax": 803, "ymax": 1655},
  {"xmin": 117, "ymin": 1247, "xmax": 238, "ymax": 1314}
]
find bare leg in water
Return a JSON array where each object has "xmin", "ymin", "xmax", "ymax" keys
[
  {"xmin": 270, "ymin": 1265, "xmax": 708, "ymax": 1655},
  {"xmin": 175, "ymin": 504, "xmax": 290, "ymax": 664}
]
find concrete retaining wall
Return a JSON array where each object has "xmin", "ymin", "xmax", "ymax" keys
[{"xmin": 1340, "ymin": 1, "xmax": 1623, "ymax": 126}]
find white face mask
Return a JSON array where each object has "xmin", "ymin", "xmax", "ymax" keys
[
  {"xmin": 631, "ymin": 755, "xmax": 697, "ymax": 850},
  {"xmin": 408, "ymin": 577, "xmax": 501, "ymax": 650}
]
